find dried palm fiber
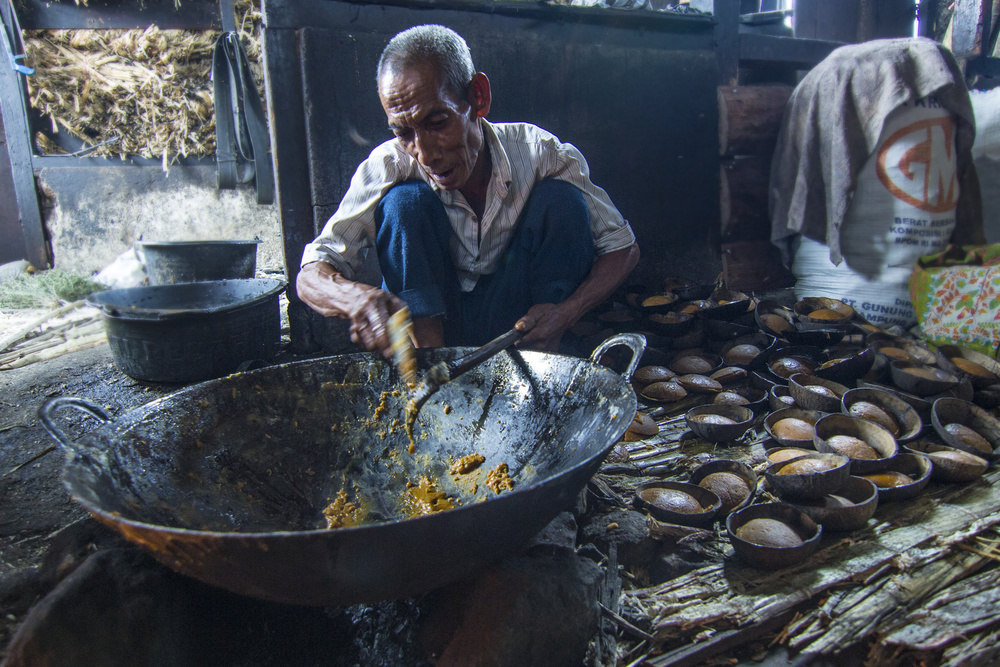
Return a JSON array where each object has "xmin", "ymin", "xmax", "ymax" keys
[{"xmin": 22, "ymin": 0, "xmax": 262, "ymax": 162}]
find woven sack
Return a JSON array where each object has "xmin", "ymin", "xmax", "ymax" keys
[{"xmin": 909, "ymin": 244, "xmax": 1000, "ymax": 358}]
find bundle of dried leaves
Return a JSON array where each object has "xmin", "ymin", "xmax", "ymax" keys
[{"xmin": 22, "ymin": 0, "xmax": 261, "ymax": 163}]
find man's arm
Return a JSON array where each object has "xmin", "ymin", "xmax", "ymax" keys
[
  {"xmin": 297, "ymin": 261, "xmax": 406, "ymax": 356},
  {"xmin": 514, "ymin": 243, "xmax": 640, "ymax": 351}
]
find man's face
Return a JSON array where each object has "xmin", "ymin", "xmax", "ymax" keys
[{"xmin": 379, "ymin": 63, "xmax": 483, "ymax": 191}]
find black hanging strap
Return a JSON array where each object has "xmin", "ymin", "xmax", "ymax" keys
[
  {"xmin": 220, "ymin": 0, "xmax": 236, "ymax": 33},
  {"xmin": 212, "ymin": 5, "xmax": 273, "ymax": 206}
]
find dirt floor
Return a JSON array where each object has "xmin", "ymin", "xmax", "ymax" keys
[{"xmin": 0, "ymin": 345, "xmax": 177, "ymax": 648}]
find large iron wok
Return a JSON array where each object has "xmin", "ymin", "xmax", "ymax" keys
[{"xmin": 40, "ymin": 334, "xmax": 644, "ymax": 606}]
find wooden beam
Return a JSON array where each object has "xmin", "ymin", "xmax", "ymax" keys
[
  {"xmin": 262, "ymin": 26, "xmax": 316, "ymax": 351},
  {"xmin": 0, "ymin": 109, "xmax": 28, "ymax": 264},
  {"xmin": 0, "ymin": 53, "xmax": 48, "ymax": 268},
  {"xmin": 31, "ymin": 155, "xmax": 215, "ymax": 169},
  {"xmin": 739, "ymin": 33, "xmax": 844, "ymax": 68},
  {"xmin": 717, "ymin": 84, "xmax": 793, "ymax": 157},
  {"xmin": 690, "ymin": 0, "xmax": 742, "ymax": 86},
  {"xmin": 16, "ymin": 0, "xmax": 222, "ymax": 30}
]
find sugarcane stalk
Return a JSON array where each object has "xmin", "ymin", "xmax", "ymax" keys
[
  {"xmin": 0, "ymin": 300, "xmax": 86, "ymax": 353},
  {"xmin": 0, "ymin": 336, "xmax": 63, "ymax": 364},
  {"xmin": 0, "ymin": 333, "xmax": 107, "ymax": 370},
  {"xmin": 0, "ymin": 320, "xmax": 102, "ymax": 365}
]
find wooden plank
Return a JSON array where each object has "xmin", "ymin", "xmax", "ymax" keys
[
  {"xmin": 17, "ymin": 0, "xmax": 221, "ymax": 30},
  {"xmin": 720, "ymin": 155, "xmax": 771, "ymax": 242},
  {"xmin": 739, "ymin": 33, "xmax": 844, "ymax": 68},
  {"xmin": 721, "ymin": 240, "xmax": 794, "ymax": 291},
  {"xmin": 718, "ymin": 84, "xmax": 793, "ymax": 156}
]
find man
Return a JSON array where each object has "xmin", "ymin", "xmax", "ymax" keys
[{"xmin": 297, "ymin": 24, "xmax": 639, "ymax": 356}]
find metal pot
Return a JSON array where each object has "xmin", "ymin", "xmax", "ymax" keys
[
  {"xmin": 40, "ymin": 333, "xmax": 644, "ymax": 606},
  {"xmin": 137, "ymin": 240, "xmax": 260, "ymax": 285},
  {"xmin": 87, "ymin": 278, "xmax": 285, "ymax": 383}
]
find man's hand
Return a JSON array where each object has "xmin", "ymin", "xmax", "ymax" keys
[
  {"xmin": 345, "ymin": 287, "xmax": 405, "ymax": 355},
  {"xmin": 514, "ymin": 243, "xmax": 640, "ymax": 354},
  {"xmin": 296, "ymin": 261, "xmax": 406, "ymax": 357},
  {"xmin": 514, "ymin": 303, "xmax": 576, "ymax": 352}
]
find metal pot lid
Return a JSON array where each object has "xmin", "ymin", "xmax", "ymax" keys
[
  {"xmin": 136, "ymin": 239, "xmax": 261, "ymax": 247},
  {"xmin": 87, "ymin": 278, "xmax": 285, "ymax": 320}
]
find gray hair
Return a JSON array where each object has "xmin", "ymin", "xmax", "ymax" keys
[{"xmin": 377, "ymin": 25, "xmax": 476, "ymax": 101}]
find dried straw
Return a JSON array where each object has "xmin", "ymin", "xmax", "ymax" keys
[
  {"xmin": 23, "ymin": 0, "xmax": 262, "ymax": 161},
  {"xmin": 0, "ymin": 268, "xmax": 107, "ymax": 309}
]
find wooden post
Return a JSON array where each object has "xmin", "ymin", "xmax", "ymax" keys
[
  {"xmin": 0, "ymin": 103, "xmax": 29, "ymax": 264},
  {"xmin": 717, "ymin": 84, "xmax": 793, "ymax": 156},
  {"xmin": 262, "ymin": 25, "xmax": 318, "ymax": 352},
  {"xmin": 715, "ymin": 0, "xmax": 742, "ymax": 87},
  {"xmin": 0, "ymin": 1, "xmax": 49, "ymax": 269},
  {"xmin": 716, "ymin": 84, "xmax": 796, "ymax": 292},
  {"xmin": 692, "ymin": 0, "xmax": 742, "ymax": 86}
]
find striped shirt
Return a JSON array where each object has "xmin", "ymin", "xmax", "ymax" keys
[{"xmin": 300, "ymin": 120, "xmax": 636, "ymax": 292}]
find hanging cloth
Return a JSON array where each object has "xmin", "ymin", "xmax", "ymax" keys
[{"xmin": 212, "ymin": 24, "xmax": 274, "ymax": 205}]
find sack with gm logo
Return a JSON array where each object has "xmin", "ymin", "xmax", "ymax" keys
[
  {"xmin": 792, "ymin": 97, "xmax": 958, "ymax": 329},
  {"xmin": 909, "ymin": 244, "xmax": 1000, "ymax": 359}
]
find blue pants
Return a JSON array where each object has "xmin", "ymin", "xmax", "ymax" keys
[{"xmin": 375, "ymin": 179, "xmax": 595, "ymax": 346}]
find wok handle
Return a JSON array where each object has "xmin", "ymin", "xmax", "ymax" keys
[
  {"xmin": 407, "ymin": 328, "xmax": 526, "ymax": 416},
  {"xmin": 38, "ymin": 397, "xmax": 112, "ymax": 460},
  {"xmin": 449, "ymin": 328, "xmax": 525, "ymax": 378},
  {"xmin": 589, "ymin": 333, "xmax": 647, "ymax": 382}
]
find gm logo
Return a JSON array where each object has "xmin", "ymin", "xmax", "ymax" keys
[{"xmin": 876, "ymin": 117, "xmax": 958, "ymax": 213}]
